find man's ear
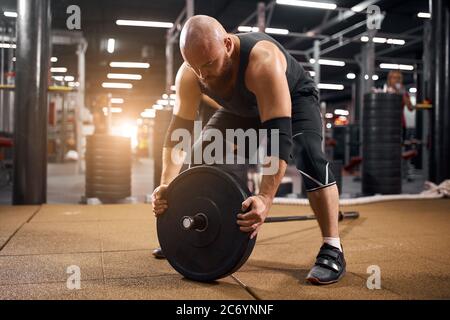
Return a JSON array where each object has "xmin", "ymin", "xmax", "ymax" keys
[{"xmin": 224, "ymin": 36, "xmax": 233, "ymax": 56}]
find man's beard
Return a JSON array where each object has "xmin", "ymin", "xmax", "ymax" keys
[{"xmin": 201, "ymin": 57, "xmax": 234, "ymax": 94}]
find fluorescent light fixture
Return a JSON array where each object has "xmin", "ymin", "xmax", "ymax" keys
[
  {"xmin": 12, "ymin": 57, "xmax": 16, "ymax": 62},
  {"xmin": 351, "ymin": 3, "xmax": 371, "ymax": 12},
  {"xmin": 310, "ymin": 58, "xmax": 345, "ymax": 67},
  {"xmin": 170, "ymin": 94, "xmax": 176, "ymax": 99},
  {"xmin": 103, "ymin": 107, "xmax": 123, "ymax": 113},
  {"xmin": 276, "ymin": 0, "xmax": 337, "ymax": 10},
  {"xmin": 169, "ymin": 100, "xmax": 175, "ymax": 106},
  {"xmin": 51, "ymin": 57, "xmax": 58, "ymax": 62},
  {"xmin": 309, "ymin": 71, "xmax": 316, "ymax": 77},
  {"xmin": 0, "ymin": 43, "xmax": 16, "ymax": 49},
  {"xmin": 409, "ymin": 87, "xmax": 417, "ymax": 93},
  {"xmin": 102, "ymin": 82, "xmax": 133, "ymax": 89},
  {"xmin": 109, "ymin": 61, "xmax": 150, "ymax": 69},
  {"xmin": 372, "ymin": 75, "xmax": 379, "ymax": 81},
  {"xmin": 265, "ymin": 27, "xmax": 289, "ymax": 35},
  {"xmin": 64, "ymin": 76, "xmax": 75, "ymax": 82},
  {"xmin": 107, "ymin": 73, "xmax": 142, "ymax": 80},
  {"xmin": 373, "ymin": 37, "xmax": 387, "ymax": 44},
  {"xmin": 170, "ymin": 85, "xmax": 176, "ymax": 91},
  {"xmin": 107, "ymin": 38, "xmax": 115, "ymax": 53},
  {"xmin": 334, "ymin": 109, "xmax": 349, "ymax": 116},
  {"xmin": 157, "ymin": 99, "xmax": 170, "ymax": 106},
  {"xmin": 417, "ymin": 12, "xmax": 431, "ymax": 19},
  {"xmin": 379, "ymin": 63, "xmax": 414, "ymax": 71},
  {"xmin": 386, "ymin": 38, "xmax": 405, "ymax": 45},
  {"xmin": 346, "ymin": 73, "xmax": 356, "ymax": 79},
  {"xmin": 51, "ymin": 67, "xmax": 67, "ymax": 73},
  {"xmin": 52, "ymin": 76, "xmax": 64, "ymax": 81},
  {"xmin": 111, "ymin": 98, "xmax": 124, "ymax": 104},
  {"xmin": 68, "ymin": 82, "xmax": 80, "ymax": 87},
  {"xmin": 364, "ymin": 74, "xmax": 369, "ymax": 80},
  {"xmin": 4, "ymin": 11, "xmax": 17, "ymax": 18},
  {"xmin": 361, "ymin": 36, "xmax": 369, "ymax": 42},
  {"xmin": 153, "ymin": 104, "xmax": 164, "ymax": 110},
  {"xmin": 318, "ymin": 83, "xmax": 344, "ymax": 90},
  {"xmin": 326, "ymin": 123, "xmax": 332, "ymax": 129},
  {"xmin": 141, "ymin": 109, "xmax": 156, "ymax": 118},
  {"xmin": 361, "ymin": 36, "xmax": 405, "ymax": 45},
  {"xmin": 162, "ymin": 94, "xmax": 169, "ymax": 99},
  {"xmin": 325, "ymin": 113, "xmax": 334, "ymax": 119},
  {"xmin": 238, "ymin": 26, "xmax": 259, "ymax": 32},
  {"xmin": 116, "ymin": 19, "xmax": 173, "ymax": 28}
]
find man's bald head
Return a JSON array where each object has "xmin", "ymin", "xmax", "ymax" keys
[
  {"xmin": 180, "ymin": 15, "xmax": 228, "ymax": 55},
  {"xmin": 178, "ymin": 15, "xmax": 237, "ymax": 91}
]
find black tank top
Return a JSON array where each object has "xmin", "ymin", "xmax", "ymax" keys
[{"xmin": 199, "ymin": 32, "xmax": 317, "ymax": 117}]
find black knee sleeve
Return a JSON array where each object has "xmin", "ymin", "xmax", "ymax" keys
[{"xmin": 292, "ymin": 131, "xmax": 336, "ymax": 192}]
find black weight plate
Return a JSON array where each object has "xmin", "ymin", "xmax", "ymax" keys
[
  {"xmin": 85, "ymin": 154, "xmax": 131, "ymax": 163},
  {"xmin": 86, "ymin": 176, "xmax": 131, "ymax": 185},
  {"xmin": 157, "ymin": 165, "xmax": 256, "ymax": 282},
  {"xmin": 86, "ymin": 148, "xmax": 131, "ymax": 157},
  {"xmin": 85, "ymin": 184, "xmax": 131, "ymax": 193},
  {"xmin": 85, "ymin": 169, "xmax": 131, "ymax": 179},
  {"xmin": 85, "ymin": 190, "xmax": 131, "ymax": 199},
  {"xmin": 85, "ymin": 162, "xmax": 131, "ymax": 171},
  {"xmin": 362, "ymin": 136, "xmax": 402, "ymax": 144}
]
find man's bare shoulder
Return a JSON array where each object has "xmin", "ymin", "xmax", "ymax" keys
[{"xmin": 245, "ymin": 40, "xmax": 287, "ymax": 91}]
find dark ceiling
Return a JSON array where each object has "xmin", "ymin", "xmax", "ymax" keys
[{"xmin": 0, "ymin": 0, "xmax": 429, "ymax": 118}]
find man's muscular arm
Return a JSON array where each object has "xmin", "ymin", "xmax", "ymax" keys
[
  {"xmin": 237, "ymin": 41, "xmax": 292, "ymax": 238},
  {"xmin": 160, "ymin": 63, "xmax": 201, "ymax": 185},
  {"xmin": 248, "ymin": 41, "xmax": 291, "ymax": 201}
]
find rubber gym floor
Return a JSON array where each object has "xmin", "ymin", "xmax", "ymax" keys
[{"xmin": 0, "ymin": 199, "xmax": 449, "ymax": 300}]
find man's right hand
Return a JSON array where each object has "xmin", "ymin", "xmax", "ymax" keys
[{"xmin": 151, "ymin": 184, "xmax": 169, "ymax": 216}]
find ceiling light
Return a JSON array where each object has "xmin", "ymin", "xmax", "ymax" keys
[
  {"xmin": 238, "ymin": 26, "xmax": 259, "ymax": 32},
  {"xmin": 386, "ymin": 38, "xmax": 405, "ymax": 45},
  {"xmin": 64, "ymin": 76, "xmax": 75, "ymax": 82},
  {"xmin": 111, "ymin": 98, "xmax": 124, "ymax": 104},
  {"xmin": 103, "ymin": 107, "xmax": 123, "ymax": 113},
  {"xmin": 107, "ymin": 38, "xmax": 115, "ymax": 54},
  {"xmin": 116, "ymin": 19, "xmax": 173, "ymax": 28},
  {"xmin": 346, "ymin": 73, "xmax": 356, "ymax": 79},
  {"xmin": 276, "ymin": 0, "xmax": 337, "ymax": 10},
  {"xmin": 0, "ymin": 43, "xmax": 16, "ymax": 49},
  {"xmin": 318, "ymin": 83, "xmax": 344, "ymax": 90},
  {"xmin": 265, "ymin": 27, "xmax": 289, "ymax": 35},
  {"xmin": 3, "ymin": 11, "xmax": 17, "ymax": 18},
  {"xmin": 109, "ymin": 62, "xmax": 150, "ymax": 68},
  {"xmin": 372, "ymin": 75, "xmax": 379, "ymax": 81},
  {"xmin": 417, "ymin": 12, "xmax": 431, "ymax": 19},
  {"xmin": 310, "ymin": 58, "xmax": 345, "ymax": 67},
  {"xmin": 51, "ymin": 67, "xmax": 67, "ymax": 73},
  {"xmin": 409, "ymin": 88, "xmax": 417, "ymax": 93},
  {"xmin": 334, "ymin": 109, "xmax": 349, "ymax": 116},
  {"xmin": 51, "ymin": 57, "xmax": 58, "ymax": 62},
  {"xmin": 379, "ymin": 63, "xmax": 414, "ymax": 71},
  {"xmin": 102, "ymin": 82, "xmax": 133, "ymax": 89},
  {"xmin": 141, "ymin": 109, "xmax": 156, "ymax": 118},
  {"xmin": 107, "ymin": 73, "xmax": 142, "ymax": 80}
]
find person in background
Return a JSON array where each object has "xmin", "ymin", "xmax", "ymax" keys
[{"xmin": 384, "ymin": 70, "xmax": 414, "ymax": 141}]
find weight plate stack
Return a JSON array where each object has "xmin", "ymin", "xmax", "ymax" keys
[
  {"xmin": 85, "ymin": 134, "xmax": 131, "ymax": 202},
  {"xmin": 362, "ymin": 93, "xmax": 402, "ymax": 195}
]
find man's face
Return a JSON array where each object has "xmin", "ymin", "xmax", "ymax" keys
[
  {"xmin": 183, "ymin": 41, "xmax": 234, "ymax": 92},
  {"xmin": 389, "ymin": 72, "xmax": 403, "ymax": 89}
]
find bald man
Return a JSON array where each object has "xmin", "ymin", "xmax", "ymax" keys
[{"xmin": 151, "ymin": 15, "xmax": 346, "ymax": 285}]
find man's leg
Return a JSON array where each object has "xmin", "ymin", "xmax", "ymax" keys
[
  {"xmin": 307, "ymin": 183, "xmax": 340, "ymax": 239},
  {"xmin": 291, "ymin": 93, "xmax": 346, "ymax": 284}
]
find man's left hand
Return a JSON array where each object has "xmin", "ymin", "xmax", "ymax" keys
[{"xmin": 237, "ymin": 195, "xmax": 272, "ymax": 239}]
